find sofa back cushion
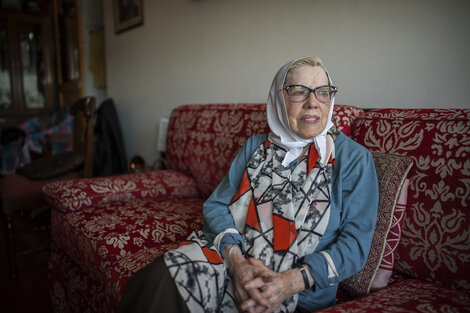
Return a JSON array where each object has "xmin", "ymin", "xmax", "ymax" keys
[
  {"xmin": 166, "ymin": 104, "xmax": 364, "ymax": 199},
  {"xmin": 166, "ymin": 103, "xmax": 268, "ymax": 199},
  {"xmin": 352, "ymin": 108, "xmax": 470, "ymax": 292}
]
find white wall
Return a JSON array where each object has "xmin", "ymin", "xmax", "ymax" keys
[{"xmin": 103, "ymin": 0, "xmax": 470, "ymax": 166}]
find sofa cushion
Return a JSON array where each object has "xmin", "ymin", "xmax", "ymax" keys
[
  {"xmin": 352, "ymin": 108, "xmax": 470, "ymax": 292},
  {"xmin": 166, "ymin": 103, "xmax": 269, "ymax": 199},
  {"xmin": 319, "ymin": 279, "xmax": 470, "ymax": 312},
  {"xmin": 51, "ymin": 198, "xmax": 204, "ymax": 281},
  {"xmin": 371, "ymin": 179, "xmax": 409, "ymax": 291},
  {"xmin": 165, "ymin": 104, "xmax": 364, "ymax": 199},
  {"xmin": 340, "ymin": 152, "xmax": 413, "ymax": 297},
  {"xmin": 43, "ymin": 170, "xmax": 200, "ymax": 212}
]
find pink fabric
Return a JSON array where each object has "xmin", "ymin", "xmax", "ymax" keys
[
  {"xmin": 43, "ymin": 170, "xmax": 199, "ymax": 212},
  {"xmin": 371, "ymin": 179, "xmax": 409, "ymax": 290},
  {"xmin": 387, "ymin": 271, "xmax": 409, "ymax": 286},
  {"xmin": 352, "ymin": 108, "xmax": 470, "ymax": 293}
]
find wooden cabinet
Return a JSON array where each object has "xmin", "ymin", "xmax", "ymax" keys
[
  {"xmin": 0, "ymin": 10, "xmax": 56, "ymax": 128},
  {"xmin": 0, "ymin": 0, "xmax": 84, "ymax": 129}
]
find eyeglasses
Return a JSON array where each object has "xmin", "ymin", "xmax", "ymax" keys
[{"xmin": 283, "ymin": 84, "xmax": 338, "ymax": 104}]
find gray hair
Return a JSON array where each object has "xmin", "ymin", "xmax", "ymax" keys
[{"xmin": 285, "ymin": 56, "xmax": 330, "ymax": 84}]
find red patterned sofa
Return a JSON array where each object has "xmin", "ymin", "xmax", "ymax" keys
[{"xmin": 42, "ymin": 104, "xmax": 470, "ymax": 313}]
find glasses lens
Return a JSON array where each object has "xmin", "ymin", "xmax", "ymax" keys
[
  {"xmin": 287, "ymin": 85, "xmax": 309, "ymax": 102},
  {"xmin": 315, "ymin": 86, "xmax": 335, "ymax": 103}
]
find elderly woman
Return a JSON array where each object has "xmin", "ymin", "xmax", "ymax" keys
[{"xmin": 117, "ymin": 57, "xmax": 379, "ymax": 313}]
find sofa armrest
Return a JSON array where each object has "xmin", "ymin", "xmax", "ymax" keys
[{"xmin": 42, "ymin": 170, "xmax": 200, "ymax": 213}]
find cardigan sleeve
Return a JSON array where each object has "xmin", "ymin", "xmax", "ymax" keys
[
  {"xmin": 202, "ymin": 134, "xmax": 268, "ymax": 255},
  {"xmin": 302, "ymin": 135, "xmax": 379, "ymax": 291}
]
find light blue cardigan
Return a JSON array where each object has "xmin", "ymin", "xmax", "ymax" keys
[{"xmin": 202, "ymin": 132, "xmax": 379, "ymax": 312}]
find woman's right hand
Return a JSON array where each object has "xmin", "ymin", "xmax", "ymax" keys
[{"xmin": 224, "ymin": 245, "xmax": 271, "ymax": 312}]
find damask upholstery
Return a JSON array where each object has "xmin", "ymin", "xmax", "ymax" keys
[
  {"xmin": 330, "ymin": 104, "xmax": 364, "ymax": 137},
  {"xmin": 352, "ymin": 109, "xmax": 470, "ymax": 293},
  {"xmin": 166, "ymin": 104, "xmax": 363, "ymax": 199},
  {"xmin": 45, "ymin": 104, "xmax": 470, "ymax": 313},
  {"xmin": 49, "ymin": 244, "xmax": 107, "ymax": 313},
  {"xmin": 318, "ymin": 279, "xmax": 470, "ymax": 313}
]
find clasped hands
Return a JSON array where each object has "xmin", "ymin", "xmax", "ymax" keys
[{"xmin": 224, "ymin": 245, "xmax": 305, "ymax": 313}]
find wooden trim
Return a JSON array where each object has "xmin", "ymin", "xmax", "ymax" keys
[
  {"xmin": 52, "ymin": 0, "xmax": 84, "ymax": 108},
  {"xmin": 52, "ymin": 0, "xmax": 64, "ymax": 109},
  {"xmin": 75, "ymin": 0, "xmax": 85, "ymax": 97},
  {"xmin": 40, "ymin": 16, "xmax": 56, "ymax": 111},
  {"xmin": 70, "ymin": 96, "xmax": 95, "ymax": 177}
]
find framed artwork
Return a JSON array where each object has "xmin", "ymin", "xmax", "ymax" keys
[{"xmin": 113, "ymin": 0, "xmax": 144, "ymax": 34}]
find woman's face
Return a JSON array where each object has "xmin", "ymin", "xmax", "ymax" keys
[{"xmin": 283, "ymin": 65, "xmax": 330, "ymax": 139}]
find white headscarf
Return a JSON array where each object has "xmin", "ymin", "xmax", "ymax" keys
[{"xmin": 267, "ymin": 59, "xmax": 336, "ymax": 167}]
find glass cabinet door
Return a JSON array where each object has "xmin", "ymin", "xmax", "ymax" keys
[
  {"xmin": 0, "ymin": 3, "xmax": 81, "ymax": 128},
  {"xmin": 19, "ymin": 21, "xmax": 47, "ymax": 109},
  {"xmin": 0, "ymin": 10, "xmax": 56, "ymax": 128},
  {"xmin": 0, "ymin": 19, "xmax": 13, "ymax": 110}
]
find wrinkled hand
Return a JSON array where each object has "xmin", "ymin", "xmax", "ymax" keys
[
  {"xmin": 240, "ymin": 258, "xmax": 304, "ymax": 313},
  {"xmin": 225, "ymin": 246, "xmax": 271, "ymax": 312}
]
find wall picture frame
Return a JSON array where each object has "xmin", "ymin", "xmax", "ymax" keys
[{"xmin": 113, "ymin": 0, "xmax": 144, "ymax": 34}]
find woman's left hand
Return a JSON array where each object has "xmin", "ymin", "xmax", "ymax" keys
[{"xmin": 239, "ymin": 258, "xmax": 304, "ymax": 313}]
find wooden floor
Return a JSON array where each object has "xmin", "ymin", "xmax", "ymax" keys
[{"xmin": 0, "ymin": 210, "xmax": 52, "ymax": 313}]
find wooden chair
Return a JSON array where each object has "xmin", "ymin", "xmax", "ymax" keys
[{"xmin": 0, "ymin": 97, "xmax": 96, "ymax": 279}]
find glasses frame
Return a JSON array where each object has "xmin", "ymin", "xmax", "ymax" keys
[{"xmin": 282, "ymin": 84, "xmax": 338, "ymax": 103}]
